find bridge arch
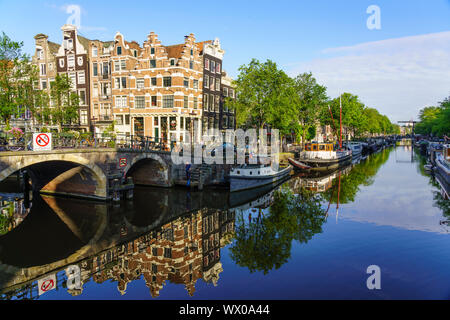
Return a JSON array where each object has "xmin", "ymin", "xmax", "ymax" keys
[
  {"xmin": 0, "ymin": 154, "xmax": 107, "ymax": 199},
  {"xmin": 124, "ymin": 153, "xmax": 171, "ymax": 187}
]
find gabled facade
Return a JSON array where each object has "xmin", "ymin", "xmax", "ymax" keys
[{"xmin": 55, "ymin": 24, "xmax": 91, "ymax": 131}]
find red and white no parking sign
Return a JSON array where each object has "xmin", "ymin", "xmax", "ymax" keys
[{"xmin": 33, "ymin": 133, "xmax": 52, "ymax": 151}]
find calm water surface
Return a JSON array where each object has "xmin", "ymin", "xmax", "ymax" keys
[{"xmin": 0, "ymin": 145, "xmax": 448, "ymax": 300}]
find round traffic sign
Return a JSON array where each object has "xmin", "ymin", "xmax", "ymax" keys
[{"xmin": 36, "ymin": 133, "xmax": 50, "ymax": 147}]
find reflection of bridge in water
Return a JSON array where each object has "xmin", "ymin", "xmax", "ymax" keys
[{"xmin": 0, "ymin": 181, "xmax": 284, "ymax": 299}]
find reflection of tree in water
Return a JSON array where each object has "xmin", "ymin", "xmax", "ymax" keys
[
  {"xmin": 229, "ymin": 187, "xmax": 326, "ymax": 275},
  {"xmin": 322, "ymin": 148, "xmax": 392, "ymax": 204},
  {"xmin": 413, "ymin": 149, "xmax": 449, "ymax": 218}
]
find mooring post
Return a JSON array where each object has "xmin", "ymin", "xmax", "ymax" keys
[{"xmin": 112, "ymin": 178, "xmax": 120, "ymax": 202}]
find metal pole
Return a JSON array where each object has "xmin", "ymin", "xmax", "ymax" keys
[{"xmin": 339, "ymin": 95, "xmax": 343, "ymax": 150}]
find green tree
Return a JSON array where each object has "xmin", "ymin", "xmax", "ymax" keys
[
  {"xmin": 50, "ymin": 74, "xmax": 80, "ymax": 132},
  {"xmin": 0, "ymin": 32, "xmax": 40, "ymax": 127},
  {"xmin": 227, "ymin": 59, "xmax": 296, "ymax": 134},
  {"xmin": 291, "ymin": 72, "xmax": 328, "ymax": 145}
]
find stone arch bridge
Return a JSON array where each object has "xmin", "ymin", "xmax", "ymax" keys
[{"xmin": 0, "ymin": 148, "xmax": 179, "ymax": 201}]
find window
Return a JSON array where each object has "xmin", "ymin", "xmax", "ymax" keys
[
  {"xmin": 40, "ymin": 63, "xmax": 46, "ymax": 76},
  {"xmin": 162, "ymin": 95, "xmax": 174, "ymax": 108},
  {"xmin": 229, "ymin": 89, "xmax": 234, "ymax": 98},
  {"xmin": 193, "ymin": 79, "xmax": 198, "ymax": 90},
  {"xmin": 184, "ymin": 77, "xmax": 189, "ymax": 88},
  {"xmin": 114, "ymin": 61, "xmax": 120, "ymax": 72},
  {"xmin": 115, "ymin": 96, "xmax": 127, "ymax": 108},
  {"xmin": 194, "ymin": 97, "xmax": 198, "ymax": 109},
  {"xmin": 137, "ymin": 78, "xmax": 145, "ymax": 89},
  {"xmin": 216, "ymin": 62, "xmax": 221, "ymax": 73},
  {"xmin": 184, "ymin": 96, "xmax": 188, "ymax": 108},
  {"xmin": 93, "ymin": 85, "xmax": 98, "ymax": 97},
  {"xmin": 164, "ymin": 248, "xmax": 172, "ymax": 258},
  {"xmin": 151, "ymin": 77, "xmax": 157, "ymax": 86},
  {"xmin": 209, "ymin": 94, "xmax": 214, "ymax": 111},
  {"xmin": 37, "ymin": 49, "xmax": 43, "ymax": 60},
  {"xmin": 125, "ymin": 114, "xmax": 130, "ymax": 125},
  {"xmin": 215, "ymin": 78, "xmax": 220, "ymax": 91},
  {"xmin": 151, "ymin": 96, "xmax": 157, "ymax": 107},
  {"xmin": 67, "ymin": 39, "xmax": 73, "ymax": 50},
  {"xmin": 135, "ymin": 96, "xmax": 145, "ymax": 109},
  {"xmin": 150, "ymin": 59, "xmax": 156, "ymax": 68},
  {"xmin": 211, "ymin": 61, "xmax": 215, "ymax": 73},
  {"xmin": 215, "ymin": 95, "xmax": 220, "ymax": 112},
  {"xmin": 133, "ymin": 50, "xmax": 137, "ymax": 57},
  {"xmin": 203, "ymin": 94, "xmax": 208, "ymax": 110},
  {"xmin": 150, "ymin": 47, "xmax": 155, "ymax": 55},
  {"xmin": 163, "ymin": 76, "xmax": 171, "ymax": 87},
  {"xmin": 103, "ymin": 63, "xmax": 109, "ymax": 76},
  {"xmin": 117, "ymin": 46, "xmax": 122, "ymax": 55},
  {"xmin": 92, "ymin": 46, "xmax": 98, "ymax": 57},
  {"xmin": 121, "ymin": 60, "xmax": 126, "ymax": 70},
  {"xmin": 190, "ymin": 49, "xmax": 193, "ymax": 56},
  {"xmin": 205, "ymin": 58, "xmax": 209, "ymax": 70},
  {"xmin": 67, "ymin": 55, "xmax": 75, "ymax": 68},
  {"xmin": 152, "ymin": 263, "xmax": 157, "ymax": 273},
  {"xmin": 223, "ymin": 87, "xmax": 228, "ymax": 97},
  {"xmin": 41, "ymin": 80, "xmax": 47, "ymax": 90},
  {"xmin": 204, "ymin": 76, "xmax": 209, "ymax": 88},
  {"xmin": 78, "ymin": 71, "xmax": 85, "ymax": 85},
  {"xmin": 79, "ymin": 90, "xmax": 86, "ymax": 105},
  {"xmin": 59, "ymin": 58, "xmax": 65, "ymax": 68},
  {"xmin": 93, "ymin": 63, "xmax": 98, "ymax": 76},
  {"xmin": 121, "ymin": 77, "xmax": 127, "ymax": 88},
  {"xmin": 210, "ymin": 76, "xmax": 215, "ymax": 90},
  {"xmin": 115, "ymin": 115, "xmax": 123, "ymax": 125},
  {"xmin": 48, "ymin": 63, "xmax": 53, "ymax": 71},
  {"xmin": 189, "ymin": 60, "xmax": 194, "ymax": 69},
  {"xmin": 80, "ymin": 110, "xmax": 88, "ymax": 125},
  {"xmin": 68, "ymin": 72, "xmax": 76, "ymax": 89},
  {"xmin": 170, "ymin": 59, "xmax": 175, "ymax": 66}
]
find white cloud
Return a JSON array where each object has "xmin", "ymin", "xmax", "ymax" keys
[{"xmin": 288, "ymin": 31, "xmax": 450, "ymax": 122}]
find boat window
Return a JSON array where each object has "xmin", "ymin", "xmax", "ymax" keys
[
  {"xmin": 319, "ymin": 145, "xmax": 326, "ymax": 151},
  {"xmin": 237, "ymin": 171, "xmax": 240, "ymax": 174},
  {"xmin": 249, "ymin": 171, "xmax": 252, "ymax": 175},
  {"xmin": 306, "ymin": 144, "xmax": 311, "ymax": 151},
  {"xmin": 312, "ymin": 145, "xmax": 318, "ymax": 151}
]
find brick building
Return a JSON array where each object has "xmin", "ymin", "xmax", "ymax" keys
[{"xmin": 33, "ymin": 25, "xmax": 235, "ymax": 140}]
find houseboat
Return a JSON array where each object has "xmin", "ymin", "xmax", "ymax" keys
[
  {"xmin": 345, "ymin": 141, "xmax": 363, "ymax": 158},
  {"xmin": 229, "ymin": 164, "xmax": 292, "ymax": 192},
  {"xmin": 434, "ymin": 144, "xmax": 450, "ymax": 193},
  {"xmin": 289, "ymin": 142, "xmax": 352, "ymax": 172}
]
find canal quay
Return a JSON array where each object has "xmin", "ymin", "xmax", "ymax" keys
[{"xmin": 0, "ymin": 140, "xmax": 448, "ymax": 300}]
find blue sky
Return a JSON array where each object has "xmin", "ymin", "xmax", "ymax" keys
[{"xmin": 1, "ymin": 0, "xmax": 450, "ymax": 122}]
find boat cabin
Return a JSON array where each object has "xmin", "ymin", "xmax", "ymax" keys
[{"xmin": 305, "ymin": 143, "xmax": 334, "ymax": 152}]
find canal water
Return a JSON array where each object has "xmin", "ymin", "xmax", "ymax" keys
[{"xmin": 0, "ymin": 145, "xmax": 448, "ymax": 300}]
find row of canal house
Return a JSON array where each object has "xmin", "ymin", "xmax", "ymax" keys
[{"xmin": 33, "ymin": 24, "xmax": 236, "ymax": 142}]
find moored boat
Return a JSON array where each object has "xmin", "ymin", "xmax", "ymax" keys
[
  {"xmin": 434, "ymin": 144, "xmax": 450, "ymax": 187},
  {"xmin": 229, "ymin": 164, "xmax": 292, "ymax": 192},
  {"xmin": 345, "ymin": 141, "xmax": 363, "ymax": 158},
  {"xmin": 292, "ymin": 142, "xmax": 352, "ymax": 172}
]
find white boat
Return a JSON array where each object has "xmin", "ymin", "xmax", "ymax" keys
[
  {"xmin": 434, "ymin": 144, "xmax": 450, "ymax": 187},
  {"xmin": 229, "ymin": 164, "xmax": 292, "ymax": 192},
  {"xmin": 345, "ymin": 142, "xmax": 363, "ymax": 157}
]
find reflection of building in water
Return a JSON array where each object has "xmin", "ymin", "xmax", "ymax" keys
[
  {"xmin": 71, "ymin": 208, "xmax": 235, "ymax": 298},
  {"xmin": 0, "ymin": 196, "xmax": 31, "ymax": 235}
]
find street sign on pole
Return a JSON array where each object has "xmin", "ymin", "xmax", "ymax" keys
[{"xmin": 33, "ymin": 133, "xmax": 52, "ymax": 151}]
